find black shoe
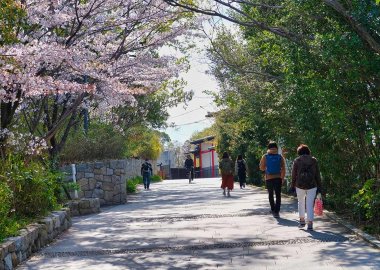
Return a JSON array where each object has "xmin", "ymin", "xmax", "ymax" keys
[
  {"xmin": 298, "ymin": 220, "xmax": 306, "ymax": 228},
  {"xmin": 273, "ymin": 212, "xmax": 280, "ymax": 218}
]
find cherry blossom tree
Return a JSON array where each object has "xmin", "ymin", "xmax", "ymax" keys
[{"xmin": 0, "ymin": 0, "xmax": 196, "ymax": 159}]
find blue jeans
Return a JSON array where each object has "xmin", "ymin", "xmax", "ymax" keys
[{"xmin": 143, "ymin": 173, "xmax": 151, "ymax": 189}]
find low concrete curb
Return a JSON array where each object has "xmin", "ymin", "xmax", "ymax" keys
[
  {"xmin": 250, "ymin": 184, "xmax": 380, "ymax": 249},
  {"xmin": 324, "ymin": 210, "xmax": 380, "ymax": 249}
]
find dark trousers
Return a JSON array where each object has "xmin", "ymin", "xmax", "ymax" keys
[
  {"xmin": 266, "ymin": 178, "xmax": 282, "ymax": 213},
  {"xmin": 238, "ymin": 173, "xmax": 246, "ymax": 187},
  {"xmin": 143, "ymin": 173, "xmax": 151, "ymax": 189}
]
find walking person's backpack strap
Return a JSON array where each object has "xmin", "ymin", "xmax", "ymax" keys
[{"xmin": 265, "ymin": 154, "xmax": 282, "ymax": 175}]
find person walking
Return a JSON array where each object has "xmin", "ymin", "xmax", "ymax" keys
[
  {"xmin": 291, "ymin": 144, "xmax": 322, "ymax": 231},
  {"xmin": 235, "ymin": 154, "xmax": 247, "ymax": 189},
  {"xmin": 259, "ymin": 141, "xmax": 286, "ymax": 218},
  {"xmin": 141, "ymin": 159, "xmax": 153, "ymax": 190},
  {"xmin": 219, "ymin": 152, "xmax": 234, "ymax": 197},
  {"xmin": 184, "ymin": 155, "xmax": 194, "ymax": 183}
]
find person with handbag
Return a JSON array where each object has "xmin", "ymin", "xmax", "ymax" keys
[{"xmin": 290, "ymin": 144, "xmax": 322, "ymax": 231}]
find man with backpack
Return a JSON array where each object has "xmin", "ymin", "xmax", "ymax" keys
[
  {"xmin": 141, "ymin": 159, "xmax": 153, "ymax": 190},
  {"xmin": 259, "ymin": 141, "xmax": 286, "ymax": 218}
]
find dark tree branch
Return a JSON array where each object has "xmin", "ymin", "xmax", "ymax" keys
[{"xmin": 324, "ymin": 0, "xmax": 380, "ymax": 54}]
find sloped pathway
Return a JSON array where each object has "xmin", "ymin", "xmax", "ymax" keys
[{"xmin": 18, "ymin": 178, "xmax": 380, "ymax": 269}]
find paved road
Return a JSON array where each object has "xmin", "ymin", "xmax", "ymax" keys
[{"xmin": 18, "ymin": 178, "xmax": 380, "ymax": 270}]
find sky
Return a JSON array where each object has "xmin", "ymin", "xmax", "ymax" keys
[{"xmin": 165, "ymin": 51, "xmax": 219, "ymax": 144}]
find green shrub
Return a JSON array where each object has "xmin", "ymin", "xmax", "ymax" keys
[
  {"xmin": 352, "ymin": 179, "xmax": 380, "ymax": 224},
  {"xmin": 3, "ymin": 155, "xmax": 58, "ymax": 217},
  {"xmin": 0, "ymin": 181, "xmax": 12, "ymax": 241},
  {"xmin": 126, "ymin": 176, "xmax": 143, "ymax": 193},
  {"xmin": 151, "ymin": 174, "xmax": 162, "ymax": 182},
  {"xmin": 60, "ymin": 121, "xmax": 127, "ymax": 163}
]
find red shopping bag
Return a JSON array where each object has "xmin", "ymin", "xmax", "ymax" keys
[{"xmin": 314, "ymin": 193, "xmax": 323, "ymax": 216}]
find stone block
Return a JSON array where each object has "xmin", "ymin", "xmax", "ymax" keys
[
  {"xmin": 76, "ymin": 172, "xmax": 85, "ymax": 180},
  {"xmin": 4, "ymin": 253, "xmax": 12, "ymax": 270},
  {"xmin": 112, "ymin": 175, "xmax": 121, "ymax": 183},
  {"xmin": 101, "ymin": 166, "xmax": 107, "ymax": 175},
  {"xmin": 106, "ymin": 168, "xmax": 114, "ymax": 176},
  {"xmin": 113, "ymin": 194, "xmax": 121, "ymax": 203},
  {"xmin": 76, "ymin": 164, "xmax": 87, "ymax": 172},
  {"xmin": 102, "ymin": 182, "xmax": 114, "ymax": 191},
  {"xmin": 0, "ymin": 246, "xmax": 6, "ymax": 261},
  {"xmin": 88, "ymin": 178, "xmax": 97, "ymax": 190},
  {"xmin": 84, "ymin": 191, "xmax": 93, "ymax": 198},
  {"xmin": 104, "ymin": 191, "xmax": 114, "ymax": 201},
  {"xmin": 84, "ymin": 164, "xmax": 94, "ymax": 173},
  {"xmin": 94, "ymin": 162, "xmax": 103, "ymax": 169},
  {"xmin": 78, "ymin": 178, "xmax": 89, "ymax": 189},
  {"xmin": 109, "ymin": 160, "xmax": 118, "ymax": 169},
  {"xmin": 84, "ymin": 172, "xmax": 94, "ymax": 178},
  {"xmin": 79, "ymin": 199, "xmax": 91, "ymax": 209},
  {"xmin": 103, "ymin": 175, "xmax": 112, "ymax": 182},
  {"xmin": 70, "ymin": 209, "xmax": 80, "ymax": 217},
  {"xmin": 92, "ymin": 188, "xmax": 104, "ymax": 199},
  {"xmin": 79, "ymin": 208, "xmax": 93, "ymax": 215}
]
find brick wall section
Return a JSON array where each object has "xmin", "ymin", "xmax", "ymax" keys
[
  {"xmin": 61, "ymin": 159, "xmax": 157, "ymax": 206},
  {"xmin": 0, "ymin": 209, "xmax": 71, "ymax": 270}
]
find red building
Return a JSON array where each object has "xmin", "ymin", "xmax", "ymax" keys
[{"xmin": 189, "ymin": 136, "xmax": 219, "ymax": 178}]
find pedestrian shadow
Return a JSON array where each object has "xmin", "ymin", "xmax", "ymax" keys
[{"xmin": 275, "ymin": 217, "xmax": 299, "ymax": 227}]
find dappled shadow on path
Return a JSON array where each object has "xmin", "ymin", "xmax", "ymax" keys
[{"xmin": 19, "ymin": 179, "xmax": 380, "ymax": 269}]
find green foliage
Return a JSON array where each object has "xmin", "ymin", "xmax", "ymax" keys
[
  {"xmin": 206, "ymin": 1, "xmax": 380, "ymax": 234},
  {"xmin": 151, "ymin": 174, "xmax": 162, "ymax": 182},
  {"xmin": 0, "ymin": 0, "xmax": 26, "ymax": 45},
  {"xmin": 2, "ymin": 155, "xmax": 58, "ymax": 217},
  {"xmin": 0, "ymin": 155, "xmax": 60, "ymax": 242},
  {"xmin": 126, "ymin": 176, "xmax": 143, "ymax": 193},
  {"xmin": 124, "ymin": 127, "xmax": 163, "ymax": 160},
  {"xmin": 352, "ymin": 179, "xmax": 380, "ymax": 221},
  {"xmin": 0, "ymin": 180, "xmax": 12, "ymax": 240},
  {"xmin": 60, "ymin": 121, "xmax": 127, "ymax": 163}
]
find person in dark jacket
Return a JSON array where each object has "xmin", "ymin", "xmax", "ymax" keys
[
  {"xmin": 235, "ymin": 154, "xmax": 247, "ymax": 189},
  {"xmin": 141, "ymin": 159, "xmax": 153, "ymax": 190},
  {"xmin": 291, "ymin": 144, "xmax": 322, "ymax": 231},
  {"xmin": 184, "ymin": 155, "xmax": 194, "ymax": 182}
]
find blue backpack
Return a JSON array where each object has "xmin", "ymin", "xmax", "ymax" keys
[{"xmin": 265, "ymin": 154, "xmax": 281, "ymax": 175}]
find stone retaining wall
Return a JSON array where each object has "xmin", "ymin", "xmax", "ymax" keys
[
  {"xmin": 0, "ymin": 209, "xmax": 71, "ymax": 270},
  {"xmin": 61, "ymin": 159, "xmax": 157, "ymax": 206},
  {"xmin": 66, "ymin": 198, "xmax": 100, "ymax": 217}
]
